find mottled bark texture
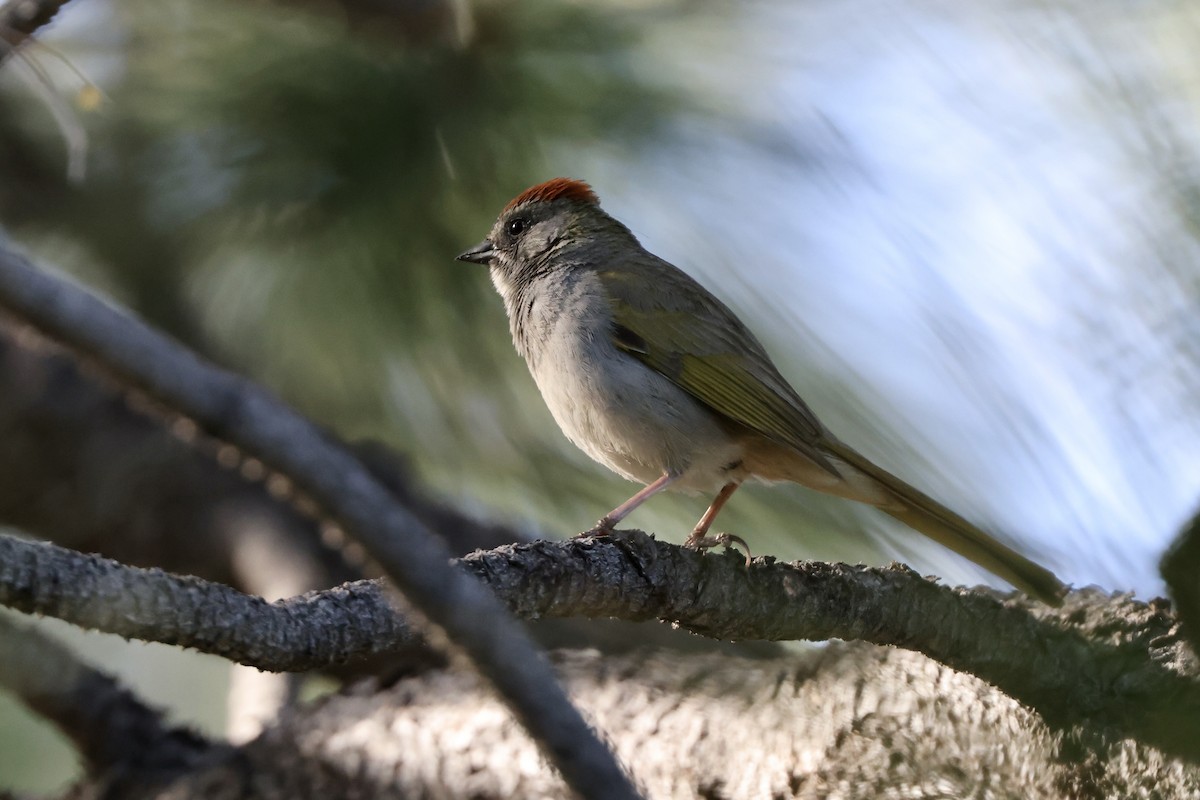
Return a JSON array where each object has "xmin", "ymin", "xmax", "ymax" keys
[
  {"xmin": 56, "ymin": 647, "xmax": 1200, "ymax": 800},
  {"xmin": 7, "ymin": 527, "xmax": 1200, "ymax": 772}
]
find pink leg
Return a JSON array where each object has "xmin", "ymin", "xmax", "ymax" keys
[
  {"xmin": 594, "ymin": 473, "xmax": 679, "ymax": 531},
  {"xmin": 684, "ymin": 481, "xmax": 740, "ymax": 545},
  {"xmin": 683, "ymin": 482, "xmax": 751, "ymax": 562}
]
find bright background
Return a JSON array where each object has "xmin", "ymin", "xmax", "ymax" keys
[{"xmin": 3, "ymin": 0, "xmax": 1199, "ymax": 790}]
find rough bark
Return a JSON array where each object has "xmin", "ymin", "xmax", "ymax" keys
[
  {"xmin": 5, "ymin": 527, "xmax": 1199, "ymax": 767},
  {"xmin": 1, "ymin": 251, "xmax": 1197, "ymax": 795},
  {"xmin": 53, "ymin": 647, "xmax": 1200, "ymax": 800}
]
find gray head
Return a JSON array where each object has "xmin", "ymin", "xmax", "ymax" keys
[{"xmin": 456, "ymin": 178, "xmax": 634, "ymax": 288}]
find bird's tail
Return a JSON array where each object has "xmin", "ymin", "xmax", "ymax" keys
[
  {"xmin": 879, "ymin": 503, "xmax": 1065, "ymax": 606},
  {"xmin": 825, "ymin": 441, "xmax": 1067, "ymax": 606}
]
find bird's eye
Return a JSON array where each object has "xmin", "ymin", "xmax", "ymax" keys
[{"xmin": 507, "ymin": 218, "xmax": 529, "ymax": 237}]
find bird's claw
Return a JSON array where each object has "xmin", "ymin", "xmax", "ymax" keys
[
  {"xmin": 683, "ymin": 531, "xmax": 752, "ymax": 566},
  {"xmin": 578, "ymin": 517, "xmax": 617, "ymax": 538}
]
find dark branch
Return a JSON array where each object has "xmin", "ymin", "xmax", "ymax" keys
[
  {"xmin": 1163, "ymin": 508, "xmax": 1200, "ymax": 656},
  {"xmin": 0, "ymin": 243, "xmax": 639, "ymax": 800},
  {"xmin": 4, "ymin": 529, "xmax": 1199, "ymax": 760},
  {"xmin": 0, "ymin": 305, "xmax": 778, "ymax": 666},
  {"xmin": 0, "ymin": 311, "xmax": 358, "ymax": 591},
  {"xmin": 0, "ymin": 615, "xmax": 217, "ymax": 780},
  {"xmin": 0, "ymin": 0, "xmax": 72, "ymax": 60}
]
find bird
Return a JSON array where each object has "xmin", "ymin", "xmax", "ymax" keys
[{"xmin": 457, "ymin": 177, "xmax": 1066, "ymax": 605}]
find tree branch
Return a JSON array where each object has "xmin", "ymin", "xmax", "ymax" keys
[
  {"xmin": 43, "ymin": 647, "xmax": 1200, "ymax": 799},
  {"xmin": 465, "ymin": 533, "xmax": 1200, "ymax": 759},
  {"xmin": 5, "ymin": 528, "xmax": 1198, "ymax": 761},
  {"xmin": 0, "ymin": 299, "xmax": 779, "ymax": 665},
  {"xmin": 0, "ymin": 614, "xmax": 218, "ymax": 782},
  {"xmin": 0, "ymin": 243, "xmax": 639, "ymax": 800},
  {"xmin": 1163, "ymin": 508, "xmax": 1200, "ymax": 656},
  {"xmin": 0, "ymin": 532, "xmax": 418, "ymax": 671}
]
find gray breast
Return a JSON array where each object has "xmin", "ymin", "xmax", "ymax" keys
[{"xmin": 513, "ymin": 271, "xmax": 742, "ymax": 490}]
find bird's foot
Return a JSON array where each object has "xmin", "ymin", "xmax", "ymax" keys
[
  {"xmin": 578, "ymin": 516, "xmax": 617, "ymax": 538},
  {"xmin": 683, "ymin": 531, "xmax": 752, "ymax": 566}
]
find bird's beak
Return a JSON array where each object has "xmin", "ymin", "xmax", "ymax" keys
[{"xmin": 456, "ymin": 240, "xmax": 496, "ymax": 265}]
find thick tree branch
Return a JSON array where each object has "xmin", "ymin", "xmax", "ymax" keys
[
  {"xmin": 465, "ymin": 534, "xmax": 1200, "ymax": 759},
  {"xmin": 0, "ymin": 244, "xmax": 639, "ymax": 800},
  {"xmin": 0, "ymin": 532, "xmax": 419, "ymax": 671},
  {"xmin": 4, "ymin": 529, "xmax": 1198, "ymax": 761},
  {"xmin": 46, "ymin": 647, "xmax": 1200, "ymax": 799}
]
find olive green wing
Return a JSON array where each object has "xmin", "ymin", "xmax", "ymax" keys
[{"xmin": 598, "ymin": 259, "xmax": 840, "ymax": 477}]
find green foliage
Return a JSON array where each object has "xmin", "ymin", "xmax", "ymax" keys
[{"xmin": 0, "ymin": 0, "xmax": 694, "ymax": 526}]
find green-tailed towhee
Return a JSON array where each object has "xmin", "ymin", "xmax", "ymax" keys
[{"xmin": 457, "ymin": 178, "xmax": 1065, "ymax": 605}]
